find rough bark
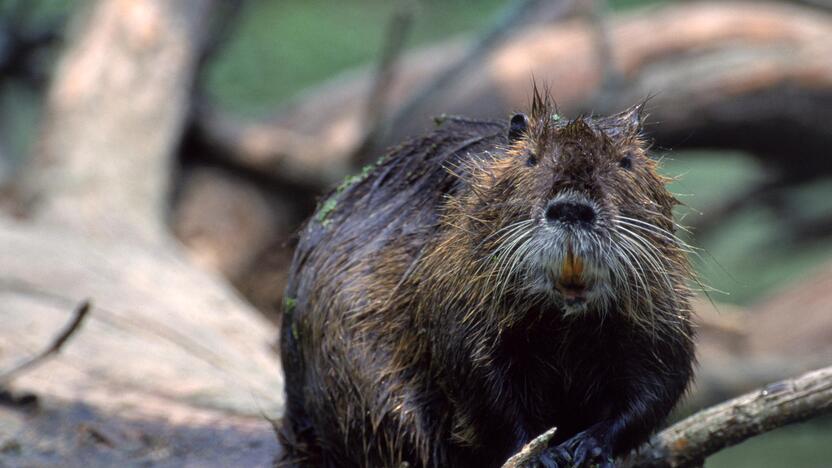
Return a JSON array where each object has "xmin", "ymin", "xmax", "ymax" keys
[
  {"xmin": 500, "ymin": 427, "xmax": 558, "ymax": 468},
  {"xmin": 622, "ymin": 365, "xmax": 832, "ymax": 467}
]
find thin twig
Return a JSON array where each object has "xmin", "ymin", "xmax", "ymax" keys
[
  {"xmin": 196, "ymin": 0, "xmax": 249, "ymax": 79},
  {"xmin": 587, "ymin": 0, "xmax": 623, "ymax": 110},
  {"xmin": 501, "ymin": 427, "xmax": 558, "ymax": 468},
  {"xmin": 189, "ymin": 105, "xmax": 342, "ymax": 190},
  {"xmin": 191, "ymin": 0, "xmax": 250, "ymax": 107},
  {"xmin": 351, "ymin": 0, "xmax": 417, "ymax": 166},
  {"xmin": 386, "ymin": 0, "xmax": 577, "ymax": 144},
  {"xmin": 787, "ymin": 0, "xmax": 832, "ymax": 10},
  {"xmin": 0, "ymin": 300, "xmax": 91, "ymax": 385}
]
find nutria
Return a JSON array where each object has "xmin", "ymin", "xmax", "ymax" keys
[{"xmin": 279, "ymin": 90, "xmax": 695, "ymax": 467}]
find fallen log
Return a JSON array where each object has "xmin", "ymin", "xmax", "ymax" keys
[
  {"xmin": 1, "ymin": 0, "xmax": 283, "ymax": 465},
  {"xmin": 192, "ymin": 1, "xmax": 832, "ymax": 190}
]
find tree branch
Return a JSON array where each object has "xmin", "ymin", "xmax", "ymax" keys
[
  {"xmin": 385, "ymin": 0, "xmax": 577, "ymax": 141},
  {"xmin": 501, "ymin": 427, "xmax": 558, "ymax": 468},
  {"xmin": 188, "ymin": 2, "xmax": 832, "ymax": 193},
  {"xmin": 0, "ymin": 300, "xmax": 90, "ymax": 386},
  {"xmin": 787, "ymin": 0, "xmax": 832, "ymax": 11},
  {"xmin": 625, "ymin": 365, "xmax": 832, "ymax": 467},
  {"xmin": 189, "ymin": 104, "xmax": 347, "ymax": 191},
  {"xmin": 587, "ymin": 0, "xmax": 624, "ymax": 110},
  {"xmin": 498, "ymin": 366, "xmax": 832, "ymax": 467},
  {"xmin": 350, "ymin": 0, "xmax": 416, "ymax": 167}
]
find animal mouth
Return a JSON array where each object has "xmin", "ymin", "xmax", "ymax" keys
[{"xmin": 555, "ymin": 244, "xmax": 591, "ymax": 304}]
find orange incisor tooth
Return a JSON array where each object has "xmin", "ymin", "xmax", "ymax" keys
[{"xmin": 561, "ymin": 246, "xmax": 584, "ymax": 282}]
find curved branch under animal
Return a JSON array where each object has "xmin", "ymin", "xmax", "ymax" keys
[{"xmin": 502, "ymin": 365, "xmax": 832, "ymax": 467}]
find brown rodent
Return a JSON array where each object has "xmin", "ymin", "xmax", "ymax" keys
[{"xmin": 279, "ymin": 89, "xmax": 695, "ymax": 467}]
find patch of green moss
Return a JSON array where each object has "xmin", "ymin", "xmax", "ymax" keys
[
  {"xmin": 283, "ymin": 296, "xmax": 297, "ymax": 315},
  {"xmin": 315, "ymin": 162, "xmax": 379, "ymax": 226},
  {"xmin": 315, "ymin": 197, "xmax": 339, "ymax": 224},
  {"xmin": 341, "ymin": 163, "xmax": 376, "ymax": 190}
]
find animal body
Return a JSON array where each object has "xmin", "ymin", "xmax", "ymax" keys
[{"xmin": 279, "ymin": 91, "xmax": 695, "ymax": 467}]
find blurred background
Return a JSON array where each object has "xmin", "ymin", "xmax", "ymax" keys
[{"xmin": 1, "ymin": 0, "xmax": 831, "ymax": 466}]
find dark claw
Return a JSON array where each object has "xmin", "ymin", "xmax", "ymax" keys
[
  {"xmin": 572, "ymin": 441, "xmax": 589, "ymax": 466},
  {"xmin": 555, "ymin": 445, "xmax": 572, "ymax": 463},
  {"xmin": 529, "ymin": 446, "xmax": 570, "ymax": 468}
]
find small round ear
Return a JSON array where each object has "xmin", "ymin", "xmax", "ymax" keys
[
  {"xmin": 508, "ymin": 113, "xmax": 529, "ymax": 143},
  {"xmin": 603, "ymin": 103, "xmax": 645, "ymax": 139},
  {"xmin": 617, "ymin": 103, "xmax": 645, "ymax": 135}
]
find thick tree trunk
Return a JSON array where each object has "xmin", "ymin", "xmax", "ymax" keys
[{"xmin": 20, "ymin": 0, "xmax": 216, "ymax": 242}]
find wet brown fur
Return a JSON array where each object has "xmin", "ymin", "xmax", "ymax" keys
[{"xmin": 279, "ymin": 89, "xmax": 695, "ymax": 467}]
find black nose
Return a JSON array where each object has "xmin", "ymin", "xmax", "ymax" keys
[{"xmin": 545, "ymin": 200, "xmax": 596, "ymax": 226}]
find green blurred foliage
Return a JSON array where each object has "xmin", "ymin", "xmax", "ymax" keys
[
  {"xmin": 0, "ymin": 0, "xmax": 71, "ymax": 15},
  {"xmin": 0, "ymin": 0, "xmax": 73, "ymax": 163},
  {"xmin": 664, "ymin": 153, "xmax": 832, "ymax": 305},
  {"xmin": 609, "ymin": 0, "xmax": 670, "ymax": 10},
  {"xmin": 0, "ymin": 0, "xmax": 67, "ymax": 158},
  {"xmin": 207, "ymin": 0, "xmax": 506, "ymax": 115},
  {"xmin": 206, "ymin": 0, "xmax": 675, "ymax": 115}
]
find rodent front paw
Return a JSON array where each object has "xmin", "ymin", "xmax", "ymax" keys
[{"xmin": 526, "ymin": 430, "xmax": 614, "ymax": 468}]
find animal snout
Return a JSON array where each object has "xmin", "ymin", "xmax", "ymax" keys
[{"xmin": 545, "ymin": 200, "xmax": 596, "ymax": 227}]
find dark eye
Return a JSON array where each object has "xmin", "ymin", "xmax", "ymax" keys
[
  {"xmin": 527, "ymin": 151, "xmax": 538, "ymax": 166},
  {"xmin": 619, "ymin": 154, "xmax": 633, "ymax": 170},
  {"xmin": 508, "ymin": 113, "xmax": 529, "ymax": 143}
]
